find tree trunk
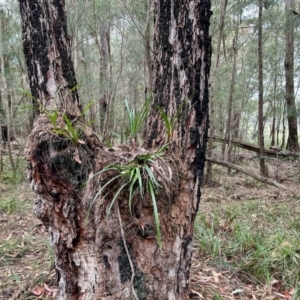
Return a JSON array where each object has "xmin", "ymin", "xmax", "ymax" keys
[
  {"xmin": 98, "ymin": 20, "xmax": 111, "ymax": 140},
  {"xmin": 206, "ymin": 0, "xmax": 227, "ymax": 185},
  {"xmin": 20, "ymin": 0, "xmax": 211, "ymax": 299},
  {"xmin": 0, "ymin": 92, "xmax": 4, "ymax": 172},
  {"xmin": 270, "ymin": 29, "xmax": 279, "ymax": 147},
  {"xmin": 19, "ymin": 0, "xmax": 81, "ymax": 118},
  {"xmin": 222, "ymin": 11, "xmax": 239, "ymax": 170},
  {"xmin": 0, "ymin": 14, "xmax": 16, "ymax": 173},
  {"xmin": 281, "ymin": 101, "xmax": 287, "ymax": 149},
  {"xmin": 144, "ymin": 0, "xmax": 153, "ymax": 93},
  {"xmin": 284, "ymin": 0, "xmax": 299, "ymax": 152},
  {"xmin": 258, "ymin": 0, "xmax": 267, "ymax": 175}
]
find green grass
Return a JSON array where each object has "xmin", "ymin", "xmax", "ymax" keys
[
  {"xmin": 195, "ymin": 198, "xmax": 300, "ymax": 299},
  {"xmin": 0, "ymin": 196, "xmax": 22, "ymax": 214},
  {"xmin": 0, "ymin": 156, "xmax": 27, "ymax": 184}
]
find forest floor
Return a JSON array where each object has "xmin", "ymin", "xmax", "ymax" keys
[{"xmin": 0, "ymin": 153, "xmax": 300, "ymax": 300}]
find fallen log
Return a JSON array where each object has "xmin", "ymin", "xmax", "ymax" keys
[
  {"xmin": 211, "ymin": 136, "xmax": 293, "ymax": 158},
  {"xmin": 206, "ymin": 157, "xmax": 287, "ymax": 190}
]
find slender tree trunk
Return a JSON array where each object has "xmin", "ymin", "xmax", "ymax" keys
[
  {"xmin": 258, "ymin": 0, "xmax": 267, "ymax": 175},
  {"xmin": 20, "ymin": 0, "xmax": 211, "ymax": 299},
  {"xmin": 233, "ymin": 112, "xmax": 241, "ymax": 139},
  {"xmin": 285, "ymin": 0, "xmax": 299, "ymax": 152},
  {"xmin": 144, "ymin": 0, "xmax": 153, "ymax": 93},
  {"xmin": 0, "ymin": 18, "xmax": 15, "ymax": 173},
  {"xmin": 270, "ymin": 31, "xmax": 279, "ymax": 147},
  {"xmin": 6, "ymin": 75, "xmax": 16, "ymax": 174},
  {"xmin": 70, "ymin": 0, "xmax": 78, "ymax": 72},
  {"xmin": 276, "ymin": 105, "xmax": 281, "ymax": 147},
  {"xmin": 222, "ymin": 12, "xmax": 239, "ymax": 169},
  {"xmin": 270, "ymin": 114, "xmax": 276, "ymax": 146},
  {"xmin": 0, "ymin": 92, "xmax": 4, "ymax": 172},
  {"xmin": 281, "ymin": 101, "xmax": 287, "ymax": 149},
  {"xmin": 206, "ymin": 0, "xmax": 227, "ymax": 185},
  {"xmin": 97, "ymin": 18, "xmax": 111, "ymax": 140}
]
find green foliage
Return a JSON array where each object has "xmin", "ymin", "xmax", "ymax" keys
[
  {"xmin": 82, "ymin": 99, "xmax": 95, "ymax": 116},
  {"xmin": 156, "ymin": 98, "xmax": 189, "ymax": 142},
  {"xmin": 90, "ymin": 144, "xmax": 169, "ymax": 248},
  {"xmin": 17, "ymin": 88, "xmax": 37, "ymax": 102},
  {"xmin": 125, "ymin": 95, "xmax": 151, "ymax": 141},
  {"xmin": 0, "ymin": 197, "xmax": 20, "ymax": 215},
  {"xmin": 52, "ymin": 114, "xmax": 81, "ymax": 145},
  {"xmin": 48, "ymin": 110, "xmax": 58, "ymax": 127}
]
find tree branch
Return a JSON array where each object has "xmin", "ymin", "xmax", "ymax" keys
[{"xmin": 206, "ymin": 157, "xmax": 287, "ymax": 190}]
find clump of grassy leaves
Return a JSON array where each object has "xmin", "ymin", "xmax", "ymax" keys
[
  {"xmin": 90, "ymin": 144, "xmax": 171, "ymax": 249},
  {"xmin": 195, "ymin": 198, "xmax": 300, "ymax": 298},
  {"xmin": 125, "ymin": 95, "xmax": 151, "ymax": 142}
]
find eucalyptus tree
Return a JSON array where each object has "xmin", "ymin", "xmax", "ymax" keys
[
  {"xmin": 284, "ymin": 0, "xmax": 299, "ymax": 151},
  {"xmin": 20, "ymin": 1, "xmax": 211, "ymax": 300},
  {"xmin": 258, "ymin": 0, "xmax": 267, "ymax": 175},
  {"xmin": 0, "ymin": 6, "xmax": 19, "ymax": 173},
  {"xmin": 206, "ymin": 0, "xmax": 227, "ymax": 185},
  {"xmin": 208, "ymin": 0, "xmax": 299, "ymax": 152},
  {"xmin": 222, "ymin": 2, "xmax": 240, "ymax": 167}
]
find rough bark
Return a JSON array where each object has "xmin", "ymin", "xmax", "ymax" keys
[
  {"xmin": 145, "ymin": 0, "xmax": 211, "ymax": 296},
  {"xmin": 19, "ymin": 0, "xmax": 81, "ymax": 118},
  {"xmin": 21, "ymin": 0, "xmax": 211, "ymax": 299},
  {"xmin": 284, "ymin": 0, "xmax": 299, "ymax": 152}
]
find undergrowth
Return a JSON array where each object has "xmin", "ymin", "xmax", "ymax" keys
[{"xmin": 195, "ymin": 197, "xmax": 300, "ymax": 299}]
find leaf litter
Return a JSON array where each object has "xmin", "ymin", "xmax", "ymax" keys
[
  {"xmin": 1, "ymin": 155, "xmax": 300, "ymax": 299},
  {"xmin": 190, "ymin": 154, "xmax": 300, "ymax": 299}
]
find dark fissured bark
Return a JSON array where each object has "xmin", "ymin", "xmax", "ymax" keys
[
  {"xmin": 145, "ymin": 0, "xmax": 211, "ymax": 297},
  {"xmin": 19, "ymin": 0, "xmax": 81, "ymax": 118},
  {"xmin": 21, "ymin": 0, "xmax": 211, "ymax": 299},
  {"xmin": 146, "ymin": 0, "xmax": 211, "ymax": 202}
]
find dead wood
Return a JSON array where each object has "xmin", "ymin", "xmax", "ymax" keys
[
  {"xmin": 211, "ymin": 136, "xmax": 295, "ymax": 158},
  {"xmin": 206, "ymin": 157, "xmax": 287, "ymax": 190}
]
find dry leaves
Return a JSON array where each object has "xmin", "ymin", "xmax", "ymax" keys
[{"xmin": 31, "ymin": 283, "xmax": 58, "ymax": 297}]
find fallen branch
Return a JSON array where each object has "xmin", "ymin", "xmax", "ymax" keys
[
  {"xmin": 211, "ymin": 136, "xmax": 294, "ymax": 158},
  {"xmin": 206, "ymin": 157, "xmax": 287, "ymax": 190}
]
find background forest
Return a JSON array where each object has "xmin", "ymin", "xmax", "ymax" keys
[
  {"xmin": 0, "ymin": 0, "xmax": 299, "ymax": 156},
  {"xmin": 1, "ymin": 0, "xmax": 300, "ymax": 299}
]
